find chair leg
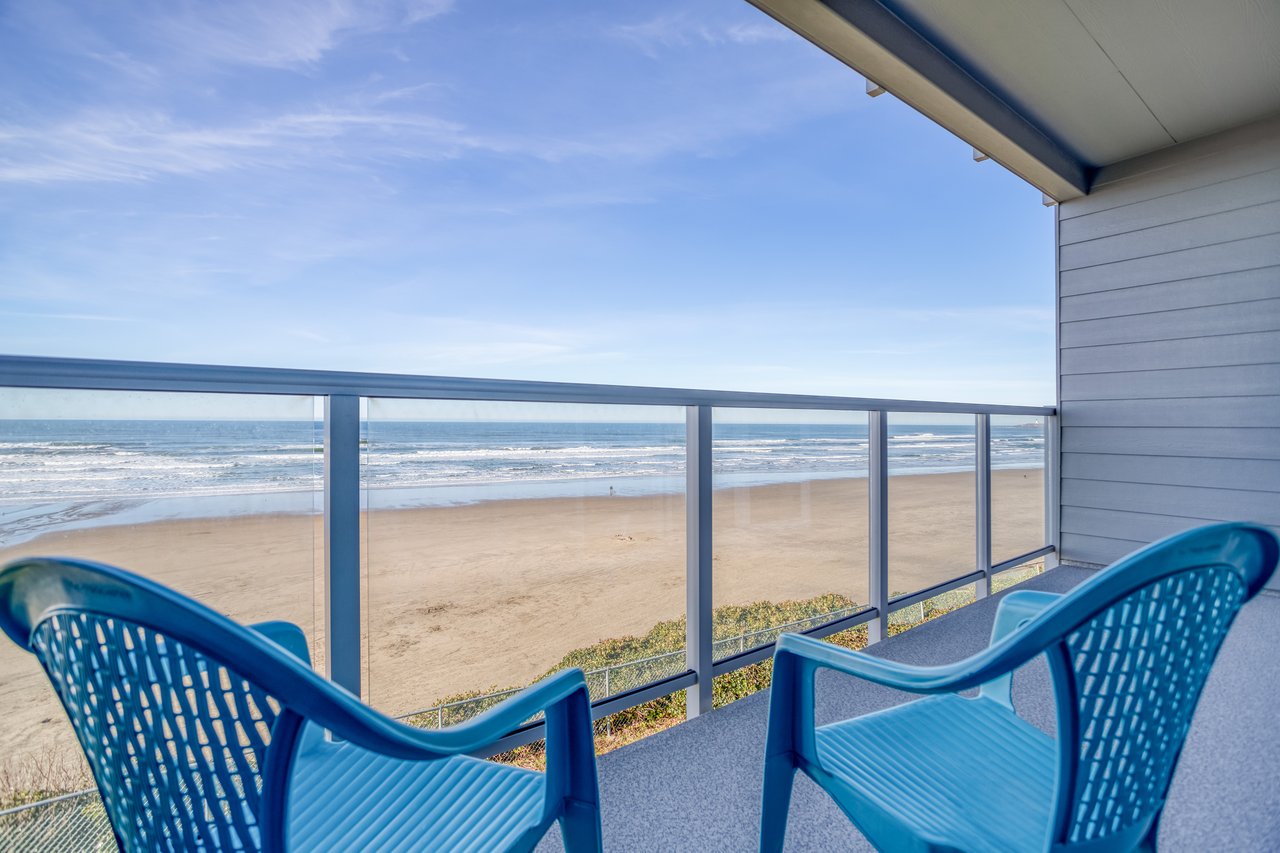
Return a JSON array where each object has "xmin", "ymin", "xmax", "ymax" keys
[
  {"xmin": 759, "ymin": 756, "xmax": 797, "ymax": 853},
  {"xmin": 1137, "ymin": 814, "xmax": 1161, "ymax": 852},
  {"xmin": 559, "ymin": 798, "xmax": 603, "ymax": 853}
]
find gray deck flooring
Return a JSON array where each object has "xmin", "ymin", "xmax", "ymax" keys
[{"xmin": 538, "ymin": 565, "xmax": 1280, "ymax": 851}]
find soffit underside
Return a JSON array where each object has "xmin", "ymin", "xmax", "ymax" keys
[
  {"xmin": 752, "ymin": 0, "xmax": 1280, "ymax": 197},
  {"xmin": 887, "ymin": 0, "xmax": 1280, "ymax": 167}
]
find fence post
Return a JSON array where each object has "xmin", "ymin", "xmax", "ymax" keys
[
  {"xmin": 686, "ymin": 405, "xmax": 714, "ymax": 718},
  {"xmin": 604, "ymin": 667, "xmax": 612, "ymax": 736},
  {"xmin": 1044, "ymin": 413, "xmax": 1061, "ymax": 569},
  {"xmin": 868, "ymin": 410, "xmax": 890, "ymax": 644},
  {"xmin": 975, "ymin": 413, "xmax": 992, "ymax": 599},
  {"xmin": 324, "ymin": 395, "xmax": 362, "ymax": 697}
]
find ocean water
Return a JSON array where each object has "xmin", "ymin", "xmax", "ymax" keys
[{"xmin": 0, "ymin": 419, "xmax": 1043, "ymax": 545}]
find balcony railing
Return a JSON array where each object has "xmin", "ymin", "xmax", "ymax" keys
[{"xmin": 0, "ymin": 354, "xmax": 1057, "ymax": 758}]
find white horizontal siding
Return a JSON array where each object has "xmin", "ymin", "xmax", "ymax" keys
[
  {"xmin": 1061, "ymin": 364, "xmax": 1280, "ymax": 403},
  {"xmin": 1061, "ymin": 479, "xmax": 1280, "ymax": 525},
  {"xmin": 1062, "ymin": 453, "xmax": 1280, "ymax": 492},
  {"xmin": 1060, "ymin": 116, "xmax": 1280, "ymax": 218},
  {"xmin": 1061, "ymin": 336, "xmax": 1280, "ymax": 377},
  {"xmin": 1061, "ymin": 397, "xmax": 1280, "ymax": 428},
  {"xmin": 1059, "ymin": 167, "xmax": 1280, "ymax": 243},
  {"xmin": 1059, "ymin": 532, "xmax": 1148, "ymax": 568},
  {"xmin": 1060, "ymin": 266, "xmax": 1280, "ymax": 322},
  {"xmin": 1060, "ymin": 232, "xmax": 1280, "ymax": 296},
  {"xmin": 1060, "ymin": 200, "xmax": 1280, "ymax": 271},
  {"xmin": 1063, "ymin": 427, "xmax": 1280, "ymax": 460},
  {"xmin": 1061, "ymin": 297, "xmax": 1280, "ymax": 348},
  {"xmin": 1061, "ymin": 506, "xmax": 1218, "ymax": 544},
  {"xmin": 1057, "ymin": 116, "xmax": 1280, "ymax": 585}
]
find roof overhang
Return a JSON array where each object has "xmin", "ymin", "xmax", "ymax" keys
[{"xmin": 749, "ymin": 0, "xmax": 1280, "ymax": 201}]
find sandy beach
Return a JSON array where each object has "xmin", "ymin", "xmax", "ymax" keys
[{"xmin": 0, "ymin": 469, "xmax": 1042, "ymax": 775}]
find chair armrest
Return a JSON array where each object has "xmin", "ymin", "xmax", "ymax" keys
[
  {"xmin": 979, "ymin": 591, "xmax": 1061, "ymax": 708},
  {"xmin": 990, "ymin": 591, "xmax": 1063, "ymax": 644},
  {"xmin": 765, "ymin": 626, "xmax": 1053, "ymax": 768},
  {"xmin": 287, "ymin": 668, "xmax": 599, "ymax": 841},
  {"xmin": 251, "ymin": 621, "xmax": 312, "ymax": 667},
  {"xmin": 416, "ymin": 668, "xmax": 591, "ymax": 755},
  {"xmin": 773, "ymin": 633, "xmax": 1000, "ymax": 695},
  {"xmin": 317, "ymin": 667, "xmax": 593, "ymax": 762},
  {"xmin": 318, "ymin": 667, "xmax": 599, "ymax": 828}
]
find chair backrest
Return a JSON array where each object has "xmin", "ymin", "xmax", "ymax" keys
[
  {"xmin": 1034, "ymin": 523, "xmax": 1277, "ymax": 851},
  {"xmin": 0, "ymin": 557, "xmax": 370, "ymax": 852},
  {"xmin": 31, "ymin": 610, "xmax": 285, "ymax": 850}
]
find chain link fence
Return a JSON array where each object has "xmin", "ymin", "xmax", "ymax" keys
[
  {"xmin": 401, "ymin": 605, "xmax": 867, "ymax": 732},
  {"xmin": 0, "ymin": 790, "xmax": 113, "ymax": 851}
]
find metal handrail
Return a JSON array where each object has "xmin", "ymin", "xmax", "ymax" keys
[{"xmin": 0, "ymin": 355, "xmax": 1054, "ymax": 415}]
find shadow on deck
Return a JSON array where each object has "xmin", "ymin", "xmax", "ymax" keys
[{"xmin": 540, "ymin": 566, "xmax": 1280, "ymax": 851}]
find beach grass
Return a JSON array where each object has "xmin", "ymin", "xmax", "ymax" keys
[{"xmin": 463, "ymin": 561, "xmax": 1044, "ymax": 771}]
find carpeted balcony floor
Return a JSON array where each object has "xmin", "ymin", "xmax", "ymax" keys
[{"xmin": 539, "ymin": 565, "xmax": 1280, "ymax": 851}]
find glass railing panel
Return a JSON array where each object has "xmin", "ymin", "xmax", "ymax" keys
[
  {"xmin": 990, "ymin": 414, "xmax": 1047, "ymax": 564},
  {"xmin": 992, "ymin": 556, "xmax": 1048, "ymax": 595},
  {"xmin": 887, "ymin": 413, "xmax": 976, "ymax": 596},
  {"xmin": 710, "ymin": 409, "xmax": 869, "ymax": 661},
  {"xmin": 889, "ymin": 582, "xmax": 978, "ymax": 632},
  {"xmin": 364, "ymin": 400, "xmax": 685, "ymax": 725},
  {"xmin": 0, "ymin": 388, "xmax": 320, "ymax": 811}
]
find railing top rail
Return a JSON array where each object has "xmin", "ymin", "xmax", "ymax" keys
[{"xmin": 0, "ymin": 355, "xmax": 1055, "ymax": 416}]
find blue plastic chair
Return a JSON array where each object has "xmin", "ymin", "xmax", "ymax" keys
[
  {"xmin": 0, "ymin": 557, "xmax": 603, "ymax": 852},
  {"xmin": 760, "ymin": 522, "xmax": 1279, "ymax": 852}
]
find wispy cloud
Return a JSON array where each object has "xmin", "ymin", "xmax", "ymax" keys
[
  {"xmin": 0, "ymin": 310, "xmax": 138, "ymax": 323},
  {"xmin": 371, "ymin": 82, "xmax": 447, "ymax": 104},
  {"xmin": 0, "ymin": 58, "xmax": 854, "ymax": 184},
  {"xmin": 0, "ymin": 109, "xmax": 470, "ymax": 183},
  {"xmin": 149, "ymin": 0, "xmax": 455, "ymax": 69},
  {"xmin": 241, "ymin": 315, "xmax": 596, "ymax": 375},
  {"xmin": 86, "ymin": 50, "xmax": 160, "ymax": 81},
  {"xmin": 883, "ymin": 305, "xmax": 1056, "ymax": 331},
  {"xmin": 611, "ymin": 12, "xmax": 792, "ymax": 57}
]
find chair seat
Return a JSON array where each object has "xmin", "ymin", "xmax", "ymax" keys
[
  {"xmin": 289, "ymin": 726, "xmax": 547, "ymax": 852},
  {"xmin": 813, "ymin": 694, "xmax": 1056, "ymax": 852}
]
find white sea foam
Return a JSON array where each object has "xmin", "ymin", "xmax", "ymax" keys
[{"xmin": 0, "ymin": 420, "xmax": 1045, "ymax": 539}]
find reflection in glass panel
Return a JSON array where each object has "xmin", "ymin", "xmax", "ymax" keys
[
  {"xmin": 711, "ymin": 409, "xmax": 868, "ymax": 661},
  {"xmin": 990, "ymin": 415, "xmax": 1046, "ymax": 564},
  {"xmin": 888, "ymin": 582, "xmax": 978, "ymax": 632},
  {"xmin": 0, "ymin": 388, "xmax": 320, "ymax": 804},
  {"xmin": 887, "ymin": 413, "xmax": 975, "ymax": 597},
  {"xmin": 364, "ymin": 400, "xmax": 684, "ymax": 724},
  {"xmin": 992, "ymin": 558, "xmax": 1047, "ymax": 595}
]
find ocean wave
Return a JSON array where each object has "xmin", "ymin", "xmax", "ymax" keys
[
  {"xmin": 371, "ymin": 444, "xmax": 685, "ymax": 461},
  {"xmin": 0, "ymin": 421, "xmax": 1045, "ymax": 513}
]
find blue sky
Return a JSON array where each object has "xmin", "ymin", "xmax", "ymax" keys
[{"xmin": 0, "ymin": 0, "xmax": 1055, "ymax": 406}]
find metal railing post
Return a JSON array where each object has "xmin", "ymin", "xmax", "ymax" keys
[
  {"xmin": 686, "ymin": 405, "xmax": 714, "ymax": 718},
  {"xmin": 868, "ymin": 410, "xmax": 890, "ymax": 644},
  {"xmin": 975, "ymin": 413, "xmax": 992, "ymax": 599},
  {"xmin": 1044, "ymin": 413, "xmax": 1061, "ymax": 569},
  {"xmin": 325, "ymin": 395, "xmax": 362, "ymax": 697}
]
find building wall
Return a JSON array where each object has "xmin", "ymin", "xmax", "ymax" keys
[{"xmin": 1056, "ymin": 115, "xmax": 1280, "ymax": 581}]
